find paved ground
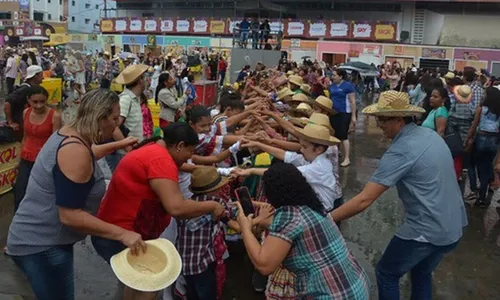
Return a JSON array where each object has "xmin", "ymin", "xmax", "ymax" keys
[{"xmin": 1, "ymin": 98, "xmax": 500, "ymax": 299}]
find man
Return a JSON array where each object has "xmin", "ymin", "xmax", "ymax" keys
[
  {"xmin": 5, "ymin": 65, "xmax": 44, "ymax": 140},
  {"xmin": 4, "ymin": 48, "xmax": 18, "ymax": 94},
  {"xmin": 218, "ymin": 56, "xmax": 227, "ymax": 86},
  {"xmin": 332, "ymin": 91, "xmax": 468, "ymax": 300},
  {"xmin": 106, "ymin": 64, "xmax": 148, "ymax": 171},
  {"xmin": 239, "ymin": 18, "xmax": 250, "ymax": 48},
  {"xmin": 250, "ymin": 18, "xmax": 260, "ymax": 49},
  {"xmin": 259, "ymin": 19, "xmax": 271, "ymax": 49}
]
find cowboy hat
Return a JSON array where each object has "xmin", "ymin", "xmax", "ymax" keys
[
  {"xmin": 286, "ymin": 70, "xmax": 294, "ymax": 77},
  {"xmin": 453, "ymin": 85, "xmax": 473, "ymax": 104},
  {"xmin": 103, "ymin": 51, "xmax": 111, "ymax": 57},
  {"xmin": 25, "ymin": 65, "xmax": 43, "ymax": 80},
  {"xmin": 271, "ymin": 76, "xmax": 288, "ymax": 89},
  {"xmin": 288, "ymin": 93, "xmax": 310, "ymax": 104},
  {"xmin": 288, "ymin": 75, "xmax": 304, "ymax": 87},
  {"xmin": 444, "ymin": 72, "xmax": 455, "ymax": 80},
  {"xmin": 190, "ymin": 167, "xmax": 229, "ymax": 194},
  {"xmin": 313, "ymin": 96, "xmax": 336, "ymax": 115},
  {"xmin": 289, "ymin": 117, "xmax": 309, "ymax": 128},
  {"xmin": 115, "ymin": 64, "xmax": 149, "ymax": 85},
  {"xmin": 318, "ymin": 61, "xmax": 327, "ymax": 69},
  {"xmin": 295, "ymin": 123, "xmax": 340, "ymax": 146},
  {"xmin": 362, "ymin": 91, "xmax": 425, "ymax": 117},
  {"xmin": 276, "ymin": 87, "xmax": 294, "ymax": 101},
  {"xmin": 300, "ymin": 84, "xmax": 311, "ymax": 95},
  {"xmin": 110, "ymin": 238, "xmax": 181, "ymax": 292}
]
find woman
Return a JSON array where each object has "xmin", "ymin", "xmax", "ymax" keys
[
  {"xmin": 92, "ymin": 122, "xmax": 225, "ymax": 300},
  {"xmin": 465, "ymin": 87, "xmax": 500, "ymax": 207},
  {"xmin": 155, "ymin": 73, "xmax": 190, "ymax": 128},
  {"xmin": 421, "ymin": 87, "xmax": 450, "ymax": 137},
  {"xmin": 6, "ymin": 89, "xmax": 142, "ymax": 300},
  {"xmin": 150, "ymin": 57, "xmax": 162, "ymax": 94},
  {"xmin": 329, "ymin": 69, "xmax": 356, "ymax": 167},
  {"xmin": 73, "ymin": 52, "xmax": 86, "ymax": 94},
  {"xmin": 19, "ymin": 53, "xmax": 28, "ymax": 80},
  {"xmin": 235, "ymin": 163, "xmax": 370, "ymax": 299},
  {"xmin": 13, "ymin": 86, "xmax": 62, "ymax": 212}
]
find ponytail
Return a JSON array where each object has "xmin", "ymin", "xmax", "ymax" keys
[{"xmin": 155, "ymin": 73, "xmax": 170, "ymax": 104}]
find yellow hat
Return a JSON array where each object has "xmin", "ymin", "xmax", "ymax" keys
[
  {"xmin": 115, "ymin": 64, "xmax": 149, "ymax": 85},
  {"xmin": 295, "ymin": 123, "xmax": 340, "ymax": 146},
  {"xmin": 362, "ymin": 91, "xmax": 425, "ymax": 117},
  {"xmin": 288, "ymin": 93, "xmax": 310, "ymax": 104},
  {"xmin": 308, "ymin": 112, "xmax": 335, "ymax": 135},
  {"xmin": 276, "ymin": 87, "xmax": 294, "ymax": 101},
  {"xmin": 290, "ymin": 103, "xmax": 313, "ymax": 118},
  {"xmin": 452, "ymin": 85, "xmax": 473, "ymax": 104},
  {"xmin": 110, "ymin": 238, "xmax": 181, "ymax": 292},
  {"xmin": 313, "ymin": 96, "xmax": 336, "ymax": 115},
  {"xmin": 289, "ymin": 75, "xmax": 304, "ymax": 86},
  {"xmin": 301, "ymin": 84, "xmax": 311, "ymax": 95}
]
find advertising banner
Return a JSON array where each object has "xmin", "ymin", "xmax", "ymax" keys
[
  {"xmin": 329, "ymin": 21, "xmax": 349, "ymax": 38},
  {"xmin": 175, "ymin": 19, "xmax": 191, "ymax": 33},
  {"xmin": 209, "ymin": 20, "xmax": 226, "ymax": 35},
  {"xmin": 129, "ymin": 18, "xmax": 143, "ymax": 33},
  {"xmin": 422, "ymin": 47, "xmax": 447, "ymax": 59},
  {"xmin": 352, "ymin": 22, "xmax": 373, "ymax": 40},
  {"xmin": 160, "ymin": 19, "xmax": 174, "ymax": 33},
  {"xmin": 144, "ymin": 18, "xmax": 158, "ymax": 32},
  {"xmin": 114, "ymin": 18, "xmax": 127, "ymax": 32},
  {"xmin": 285, "ymin": 20, "xmax": 305, "ymax": 37},
  {"xmin": 0, "ymin": 142, "xmax": 21, "ymax": 195},
  {"xmin": 306, "ymin": 21, "xmax": 327, "ymax": 38},
  {"xmin": 101, "ymin": 19, "xmax": 114, "ymax": 33},
  {"xmin": 374, "ymin": 22, "xmax": 397, "ymax": 41},
  {"xmin": 192, "ymin": 19, "xmax": 209, "ymax": 35}
]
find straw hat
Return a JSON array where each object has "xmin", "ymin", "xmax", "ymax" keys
[
  {"xmin": 115, "ymin": 64, "xmax": 149, "ymax": 85},
  {"xmin": 362, "ymin": 91, "xmax": 425, "ymax": 117},
  {"xmin": 104, "ymin": 51, "xmax": 110, "ymax": 57},
  {"xmin": 289, "ymin": 117, "xmax": 309, "ymax": 128},
  {"xmin": 289, "ymin": 75, "xmax": 304, "ymax": 86},
  {"xmin": 308, "ymin": 113, "xmax": 334, "ymax": 135},
  {"xmin": 110, "ymin": 238, "xmax": 181, "ymax": 292},
  {"xmin": 190, "ymin": 167, "xmax": 229, "ymax": 194},
  {"xmin": 453, "ymin": 85, "xmax": 473, "ymax": 104},
  {"xmin": 288, "ymin": 93, "xmax": 309, "ymax": 104},
  {"xmin": 444, "ymin": 72, "xmax": 455, "ymax": 80},
  {"xmin": 276, "ymin": 87, "xmax": 294, "ymax": 101},
  {"xmin": 272, "ymin": 76, "xmax": 288, "ymax": 89},
  {"xmin": 319, "ymin": 61, "xmax": 327, "ymax": 69},
  {"xmin": 290, "ymin": 103, "xmax": 313, "ymax": 118},
  {"xmin": 286, "ymin": 70, "xmax": 294, "ymax": 77},
  {"xmin": 295, "ymin": 123, "xmax": 340, "ymax": 146},
  {"xmin": 313, "ymin": 96, "xmax": 336, "ymax": 115},
  {"xmin": 301, "ymin": 84, "xmax": 311, "ymax": 95}
]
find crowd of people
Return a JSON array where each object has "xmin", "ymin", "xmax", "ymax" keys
[{"xmin": 1, "ymin": 43, "xmax": 497, "ymax": 300}]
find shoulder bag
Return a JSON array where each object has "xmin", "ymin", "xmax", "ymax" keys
[{"xmin": 434, "ymin": 110, "xmax": 464, "ymax": 157}]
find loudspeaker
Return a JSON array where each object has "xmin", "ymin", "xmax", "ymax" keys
[{"xmin": 400, "ymin": 31, "xmax": 410, "ymax": 41}]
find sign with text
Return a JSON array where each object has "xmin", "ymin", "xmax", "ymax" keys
[
  {"xmin": 0, "ymin": 142, "xmax": 21, "ymax": 171},
  {"xmin": 114, "ymin": 18, "xmax": 127, "ymax": 32},
  {"xmin": 209, "ymin": 20, "xmax": 226, "ymax": 34},
  {"xmin": 160, "ymin": 19, "xmax": 174, "ymax": 33},
  {"xmin": 352, "ymin": 22, "xmax": 373, "ymax": 39},
  {"xmin": 129, "ymin": 18, "xmax": 143, "ymax": 32},
  {"xmin": 285, "ymin": 20, "xmax": 305, "ymax": 37},
  {"xmin": 374, "ymin": 23, "xmax": 397, "ymax": 41},
  {"xmin": 330, "ymin": 22, "xmax": 349, "ymax": 38},
  {"xmin": 306, "ymin": 21, "xmax": 327, "ymax": 38},
  {"xmin": 144, "ymin": 19, "xmax": 158, "ymax": 32},
  {"xmin": 193, "ymin": 19, "xmax": 208, "ymax": 34},
  {"xmin": 100, "ymin": 19, "xmax": 113, "ymax": 32},
  {"xmin": 422, "ymin": 47, "xmax": 447, "ymax": 59},
  {"xmin": 175, "ymin": 19, "xmax": 191, "ymax": 33}
]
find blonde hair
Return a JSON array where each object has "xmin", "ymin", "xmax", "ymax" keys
[{"xmin": 68, "ymin": 89, "xmax": 120, "ymax": 144}]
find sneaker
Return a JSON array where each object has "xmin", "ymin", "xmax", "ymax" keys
[
  {"xmin": 475, "ymin": 200, "xmax": 489, "ymax": 208},
  {"xmin": 252, "ymin": 271, "xmax": 267, "ymax": 293},
  {"xmin": 465, "ymin": 191, "xmax": 479, "ymax": 200}
]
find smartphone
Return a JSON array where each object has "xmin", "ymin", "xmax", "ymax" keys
[{"xmin": 235, "ymin": 187, "xmax": 255, "ymax": 216}]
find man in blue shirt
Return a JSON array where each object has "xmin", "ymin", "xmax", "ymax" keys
[
  {"xmin": 239, "ymin": 18, "xmax": 250, "ymax": 48},
  {"xmin": 332, "ymin": 91, "xmax": 468, "ymax": 300}
]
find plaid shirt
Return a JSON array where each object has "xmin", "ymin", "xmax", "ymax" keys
[
  {"xmin": 269, "ymin": 206, "xmax": 370, "ymax": 299},
  {"xmin": 177, "ymin": 192, "xmax": 235, "ymax": 276},
  {"xmin": 448, "ymin": 87, "xmax": 481, "ymax": 141}
]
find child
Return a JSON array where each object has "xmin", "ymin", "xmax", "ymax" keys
[
  {"xmin": 177, "ymin": 167, "xmax": 239, "ymax": 300},
  {"xmin": 140, "ymin": 93, "xmax": 153, "ymax": 139}
]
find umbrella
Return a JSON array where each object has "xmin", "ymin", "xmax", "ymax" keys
[
  {"xmin": 338, "ymin": 61, "xmax": 379, "ymax": 76},
  {"xmin": 118, "ymin": 52, "xmax": 138, "ymax": 60},
  {"xmin": 342, "ymin": 61, "xmax": 375, "ymax": 70},
  {"xmin": 301, "ymin": 56, "xmax": 311, "ymax": 60}
]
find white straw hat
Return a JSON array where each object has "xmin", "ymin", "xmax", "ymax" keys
[
  {"xmin": 295, "ymin": 123, "xmax": 340, "ymax": 146},
  {"xmin": 362, "ymin": 91, "xmax": 425, "ymax": 117},
  {"xmin": 115, "ymin": 64, "xmax": 149, "ymax": 85},
  {"xmin": 110, "ymin": 238, "xmax": 182, "ymax": 292}
]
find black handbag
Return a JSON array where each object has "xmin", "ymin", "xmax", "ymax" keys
[{"xmin": 435, "ymin": 115, "xmax": 464, "ymax": 157}]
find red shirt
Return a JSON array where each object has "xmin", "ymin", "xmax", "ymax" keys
[
  {"xmin": 218, "ymin": 59, "xmax": 227, "ymax": 72},
  {"xmin": 97, "ymin": 143, "xmax": 178, "ymax": 240}
]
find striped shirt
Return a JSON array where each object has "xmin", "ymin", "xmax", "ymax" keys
[{"xmin": 119, "ymin": 88, "xmax": 144, "ymax": 142}]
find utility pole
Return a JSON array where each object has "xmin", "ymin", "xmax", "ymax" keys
[{"xmin": 104, "ymin": 0, "xmax": 107, "ymax": 18}]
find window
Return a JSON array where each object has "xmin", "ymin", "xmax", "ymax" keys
[
  {"xmin": 48, "ymin": 14, "xmax": 52, "ymax": 20},
  {"xmin": 142, "ymin": 13, "xmax": 154, "ymax": 17},
  {"xmin": 60, "ymin": 0, "xmax": 62, "ymax": 4},
  {"xmin": 48, "ymin": 0, "xmax": 51, "ymax": 3},
  {"xmin": 96, "ymin": 4, "xmax": 99, "ymax": 9},
  {"xmin": 72, "ymin": 16, "xmax": 75, "ymax": 22},
  {"xmin": 33, "ymin": 12, "xmax": 44, "ymax": 21},
  {"xmin": 85, "ymin": 3, "xmax": 90, "ymax": 9},
  {"xmin": 85, "ymin": 18, "xmax": 90, "ymax": 24},
  {"xmin": 72, "ymin": 1, "xmax": 75, "ymax": 6}
]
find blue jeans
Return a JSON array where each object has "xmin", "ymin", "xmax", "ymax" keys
[
  {"xmin": 11, "ymin": 245, "xmax": 74, "ymax": 300},
  {"xmin": 376, "ymin": 236, "xmax": 459, "ymax": 300},
  {"xmin": 91, "ymin": 236, "xmax": 126, "ymax": 264},
  {"xmin": 184, "ymin": 262, "xmax": 217, "ymax": 300},
  {"xmin": 474, "ymin": 134, "xmax": 499, "ymax": 201}
]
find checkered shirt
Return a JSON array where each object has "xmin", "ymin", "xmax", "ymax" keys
[
  {"xmin": 448, "ymin": 93, "xmax": 475, "ymax": 141},
  {"xmin": 269, "ymin": 206, "xmax": 370, "ymax": 299},
  {"xmin": 177, "ymin": 191, "xmax": 235, "ymax": 276}
]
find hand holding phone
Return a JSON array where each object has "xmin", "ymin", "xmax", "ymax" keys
[{"xmin": 235, "ymin": 187, "xmax": 255, "ymax": 216}]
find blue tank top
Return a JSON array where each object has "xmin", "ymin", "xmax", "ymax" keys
[{"xmin": 478, "ymin": 107, "xmax": 500, "ymax": 133}]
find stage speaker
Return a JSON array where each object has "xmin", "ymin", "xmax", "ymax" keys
[{"xmin": 400, "ymin": 31, "xmax": 410, "ymax": 41}]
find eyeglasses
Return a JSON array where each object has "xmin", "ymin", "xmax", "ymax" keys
[{"xmin": 375, "ymin": 117, "xmax": 396, "ymax": 125}]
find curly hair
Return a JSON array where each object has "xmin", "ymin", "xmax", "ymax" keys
[{"xmin": 263, "ymin": 163, "xmax": 325, "ymax": 215}]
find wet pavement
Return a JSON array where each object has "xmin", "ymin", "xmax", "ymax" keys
[{"xmin": 1, "ymin": 100, "xmax": 500, "ymax": 299}]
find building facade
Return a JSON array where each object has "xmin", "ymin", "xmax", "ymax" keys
[{"xmin": 68, "ymin": 0, "xmax": 116, "ymax": 33}]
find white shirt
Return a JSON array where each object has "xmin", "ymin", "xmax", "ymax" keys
[
  {"xmin": 5, "ymin": 56, "xmax": 18, "ymax": 79},
  {"xmin": 284, "ymin": 151, "xmax": 336, "ymax": 211}
]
